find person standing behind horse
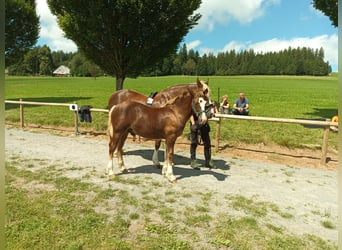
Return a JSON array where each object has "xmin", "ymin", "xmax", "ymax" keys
[
  {"xmin": 189, "ymin": 113, "xmax": 216, "ymax": 170},
  {"xmin": 232, "ymin": 92, "xmax": 249, "ymax": 115}
]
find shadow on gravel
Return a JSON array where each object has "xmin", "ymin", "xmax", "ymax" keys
[{"xmin": 124, "ymin": 149, "xmax": 230, "ymax": 181}]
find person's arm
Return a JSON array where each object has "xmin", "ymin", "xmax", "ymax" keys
[
  {"xmin": 190, "ymin": 115, "xmax": 199, "ymax": 132},
  {"xmin": 233, "ymin": 101, "xmax": 238, "ymax": 110},
  {"xmin": 190, "ymin": 115, "xmax": 195, "ymax": 125},
  {"xmin": 244, "ymin": 99, "xmax": 249, "ymax": 109}
]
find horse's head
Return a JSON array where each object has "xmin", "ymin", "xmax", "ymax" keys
[
  {"xmin": 192, "ymin": 79, "xmax": 214, "ymax": 124},
  {"xmin": 192, "ymin": 95, "xmax": 208, "ymax": 125},
  {"xmin": 195, "ymin": 78, "xmax": 215, "ymax": 119}
]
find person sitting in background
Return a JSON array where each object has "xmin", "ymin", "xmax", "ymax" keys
[
  {"xmin": 219, "ymin": 95, "xmax": 230, "ymax": 114},
  {"xmin": 232, "ymin": 92, "xmax": 249, "ymax": 115},
  {"xmin": 330, "ymin": 114, "xmax": 338, "ymax": 133}
]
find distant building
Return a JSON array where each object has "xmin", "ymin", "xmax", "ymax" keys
[{"xmin": 53, "ymin": 65, "xmax": 71, "ymax": 77}]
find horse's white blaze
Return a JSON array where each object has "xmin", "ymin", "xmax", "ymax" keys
[{"xmin": 198, "ymin": 97, "xmax": 208, "ymax": 123}]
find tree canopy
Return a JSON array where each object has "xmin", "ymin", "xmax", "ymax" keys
[
  {"xmin": 5, "ymin": 0, "xmax": 40, "ymax": 66},
  {"xmin": 312, "ymin": 0, "xmax": 338, "ymax": 27},
  {"xmin": 47, "ymin": 0, "xmax": 202, "ymax": 90}
]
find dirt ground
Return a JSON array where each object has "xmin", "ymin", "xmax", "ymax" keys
[
  {"xmin": 5, "ymin": 126, "xmax": 338, "ymax": 245},
  {"xmin": 13, "ymin": 123, "xmax": 338, "ymax": 171}
]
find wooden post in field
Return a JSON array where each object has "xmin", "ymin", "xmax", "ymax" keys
[
  {"xmin": 19, "ymin": 98, "xmax": 24, "ymax": 128},
  {"xmin": 214, "ymin": 118, "xmax": 221, "ymax": 152},
  {"xmin": 74, "ymin": 103, "xmax": 79, "ymax": 136},
  {"xmin": 320, "ymin": 119, "xmax": 330, "ymax": 165}
]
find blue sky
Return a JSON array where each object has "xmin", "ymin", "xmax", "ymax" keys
[{"xmin": 36, "ymin": 0, "xmax": 338, "ymax": 71}]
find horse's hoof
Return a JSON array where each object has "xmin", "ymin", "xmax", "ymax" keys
[
  {"xmin": 108, "ymin": 174, "xmax": 115, "ymax": 180},
  {"xmin": 168, "ymin": 176, "xmax": 177, "ymax": 183},
  {"xmin": 121, "ymin": 168, "xmax": 128, "ymax": 174},
  {"xmin": 153, "ymin": 164, "xmax": 162, "ymax": 169}
]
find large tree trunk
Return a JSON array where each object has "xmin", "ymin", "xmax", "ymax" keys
[{"xmin": 115, "ymin": 75, "xmax": 125, "ymax": 90}]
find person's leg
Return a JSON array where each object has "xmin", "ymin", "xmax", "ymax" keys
[
  {"xmin": 242, "ymin": 109, "xmax": 249, "ymax": 115},
  {"xmin": 200, "ymin": 124, "xmax": 216, "ymax": 169},
  {"xmin": 190, "ymin": 124, "xmax": 201, "ymax": 169},
  {"xmin": 232, "ymin": 109, "xmax": 238, "ymax": 115}
]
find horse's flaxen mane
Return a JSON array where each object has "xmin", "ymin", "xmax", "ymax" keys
[
  {"xmin": 159, "ymin": 91, "xmax": 191, "ymax": 108},
  {"xmin": 200, "ymin": 81, "xmax": 210, "ymax": 97},
  {"xmin": 159, "ymin": 81, "xmax": 210, "ymax": 99}
]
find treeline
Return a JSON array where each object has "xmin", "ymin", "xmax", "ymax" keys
[
  {"xmin": 7, "ymin": 44, "xmax": 331, "ymax": 77},
  {"xmin": 145, "ymin": 45, "xmax": 331, "ymax": 76}
]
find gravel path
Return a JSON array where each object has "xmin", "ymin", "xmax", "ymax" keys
[{"xmin": 5, "ymin": 127, "xmax": 338, "ymax": 243}]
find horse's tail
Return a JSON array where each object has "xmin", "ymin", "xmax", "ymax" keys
[{"xmin": 107, "ymin": 105, "xmax": 116, "ymax": 138}]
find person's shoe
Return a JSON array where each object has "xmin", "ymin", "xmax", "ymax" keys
[
  {"xmin": 190, "ymin": 160, "xmax": 201, "ymax": 170},
  {"xmin": 205, "ymin": 160, "xmax": 217, "ymax": 169}
]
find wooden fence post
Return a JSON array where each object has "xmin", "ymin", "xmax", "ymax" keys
[
  {"xmin": 320, "ymin": 119, "xmax": 330, "ymax": 165},
  {"xmin": 19, "ymin": 98, "xmax": 24, "ymax": 128},
  {"xmin": 215, "ymin": 118, "xmax": 221, "ymax": 152},
  {"xmin": 74, "ymin": 103, "xmax": 79, "ymax": 136}
]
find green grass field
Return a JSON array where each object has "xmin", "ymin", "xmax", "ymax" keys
[{"xmin": 5, "ymin": 75, "xmax": 338, "ymax": 149}]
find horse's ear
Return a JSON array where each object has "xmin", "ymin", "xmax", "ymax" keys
[{"xmin": 196, "ymin": 78, "xmax": 202, "ymax": 88}]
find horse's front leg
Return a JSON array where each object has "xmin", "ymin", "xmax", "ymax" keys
[
  {"xmin": 163, "ymin": 138, "xmax": 176, "ymax": 183},
  {"xmin": 152, "ymin": 139, "xmax": 162, "ymax": 168}
]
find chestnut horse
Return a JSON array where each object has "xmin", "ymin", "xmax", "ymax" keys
[
  {"xmin": 107, "ymin": 81, "xmax": 209, "ymax": 183},
  {"xmin": 107, "ymin": 78, "xmax": 212, "ymax": 167}
]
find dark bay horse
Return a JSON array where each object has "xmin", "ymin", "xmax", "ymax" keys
[
  {"xmin": 107, "ymin": 81, "xmax": 209, "ymax": 183},
  {"xmin": 107, "ymin": 78, "xmax": 212, "ymax": 166}
]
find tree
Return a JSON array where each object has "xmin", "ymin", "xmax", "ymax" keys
[
  {"xmin": 312, "ymin": 0, "xmax": 338, "ymax": 27},
  {"xmin": 5, "ymin": 0, "xmax": 40, "ymax": 66},
  {"xmin": 22, "ymin": 46, "xmax": 53, "ymax": 75},
  {"xmin": 183, "ymin": 58, "xmax": 196, "ymax": 75},
  {"xmin": 47, "ymin": 0, "xmax": 202, "ymax": 90}
]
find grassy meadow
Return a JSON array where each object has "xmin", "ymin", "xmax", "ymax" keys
[
  {"xmin": 5, "ymin": 159, "xmax": 337, "ymax": 249},
  {"xmin": 5, "ymin": 75, "xmax": 338, "ymax": 149}
]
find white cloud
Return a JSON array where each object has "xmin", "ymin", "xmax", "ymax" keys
[
  {"xmin": 223, "ymin": 41, "xmax": 247, "ymax": 52},
  {"xmin": 196, "ymin": 0, "xmax": 281, "ymax": 31},
  {"xmin": 247, "ymin": 34, "xmax": 338, "ymax": 66},
  {"xmin": 193, "ymin": 34, "xmax": 337, "ymax": 70},
  {"xmin": 187, "ymin": 40, "xmax": 202, "ymax": 50},
  {"xmin": 35, "ymin": 0, "xmax": 77, "ymax": 52}
]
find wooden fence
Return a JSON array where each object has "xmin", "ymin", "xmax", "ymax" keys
[
  {"xmin": 214, "ymin": 114, "xmax": 337, "ymax": 165},
  {"xmin": 5, "ymin": 99, "xmax": 338, "ymax": 165}
]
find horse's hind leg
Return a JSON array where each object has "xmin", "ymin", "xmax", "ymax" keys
[
  {"xmin": 107, "ymin": 134, "xmax": 119, "ymax": 179},
  {"xmin": 117, "ymin": 131, "xmax": 129, "ymax": 173},
  {"xmin": 152, "ymin": 139, "xmax": 162, "ymax": 168}
]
